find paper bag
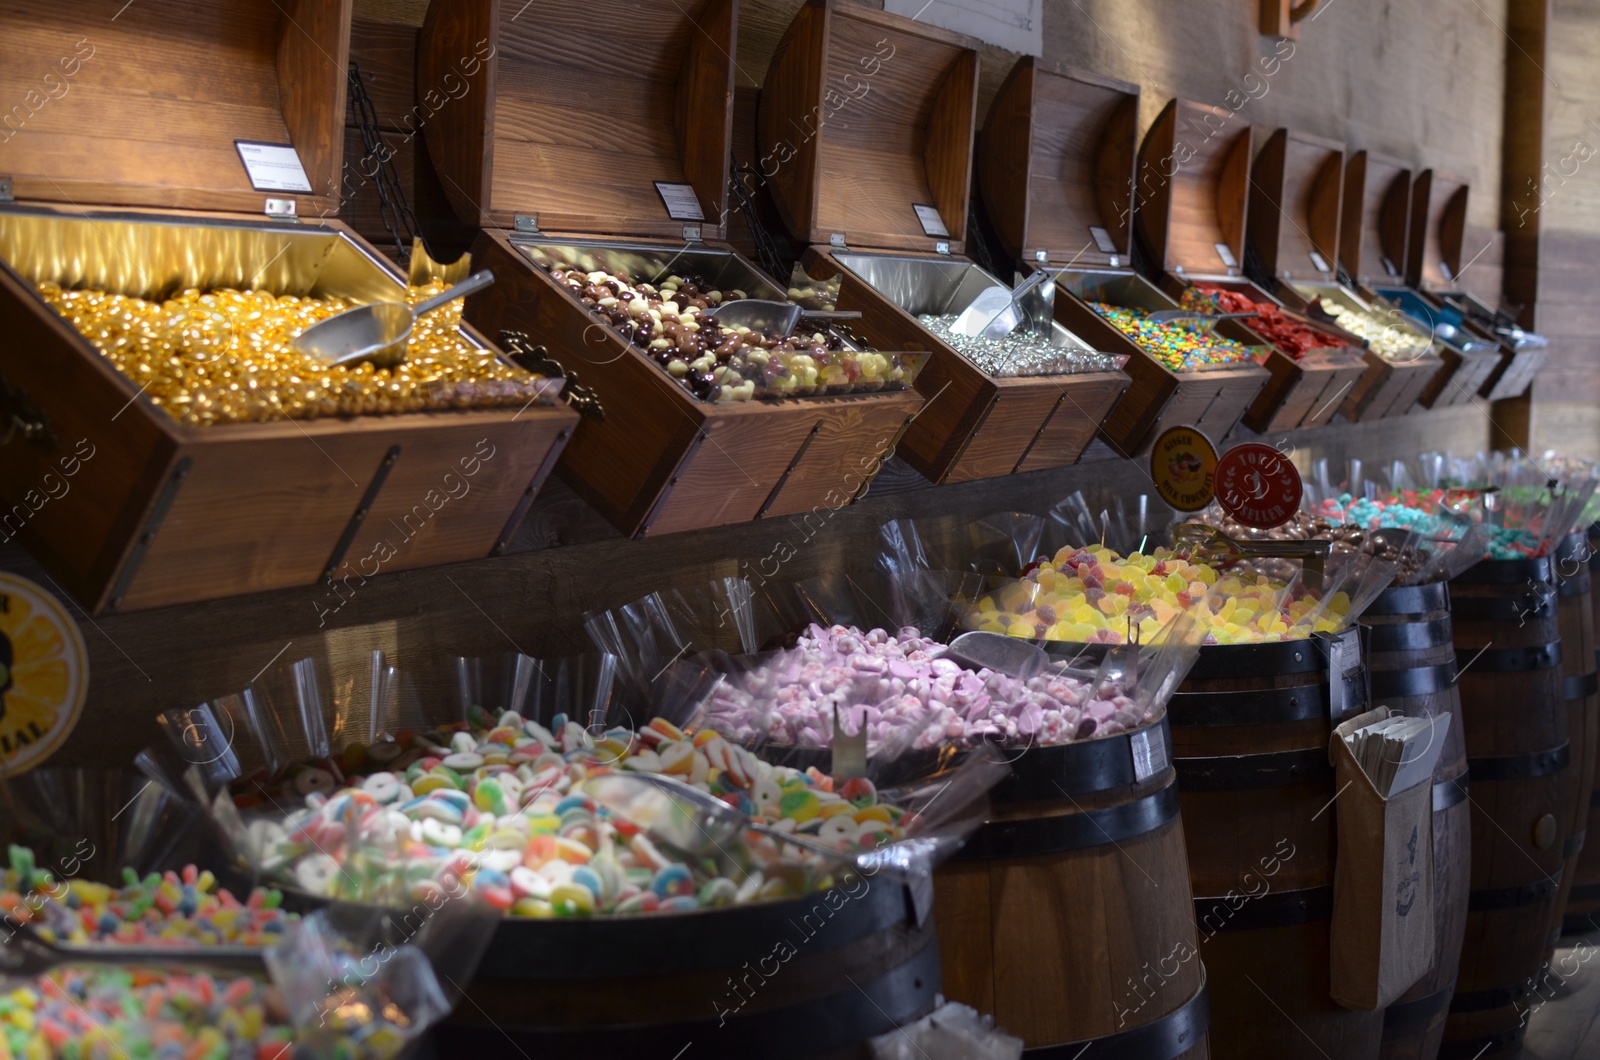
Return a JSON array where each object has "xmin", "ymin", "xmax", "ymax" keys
[{"xmin": 1329, "ymin": 707, "xmax": 1435, "ymax": 1010}]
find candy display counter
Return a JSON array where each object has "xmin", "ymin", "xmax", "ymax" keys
[{"xmin": 762, "ymin": 6, "xmax": 1132, "ymax": 483}]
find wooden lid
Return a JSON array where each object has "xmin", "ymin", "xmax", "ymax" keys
[
  {"xmin": 419, "ymin": 0, "xmax": 736, "ymax": 239},
  {"xmin": 979, "ymin": 58, "xmax": 1139, "ymax": 268},
  {"xmin": 759, "ymin": 0, "xmax": 979, "ymax": 255},
  {"xmin": 1408, "ymin": 169, "xmax": 1469, "ymax": 288},
  {"xmin": 1134, "ymin": 98, "xmax": 1259, "ymax": 277},
  {"xmin": 1339, "ymin": 150, "xmax": 1411, "ymax": 284},
  {"xmin": 1, "ymin": 0, "xmax": 349, "ymax": 217},
  {"xmin": 1246, "ymin": 129, "xmax": 1345, "ymax": 282}
]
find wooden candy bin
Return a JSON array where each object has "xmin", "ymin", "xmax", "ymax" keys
[
  {"xmin": 421, "ymin": 0, "xmax": 925, "ymax": 538},
  {"xmin": 1237, "ymin": 129, "xmax": 1370, "ymax": 431},
  {"xmin": 1443, "ymin": 288, "xmax": 1549, "ymax": 402},
  {"xmin": 1383, "ymin": 172, "xmax": 1514, "ymax": 407},
  {"xmin": 0, "ymin": 0, "xmax": 576, "ymax": 614},
  {"xmin": 758, "ymin": 4, "xmax": 1130, "ymax": 484},
  {"xmin": 1280, "ymin": 149, "xmax": 1441, "ymax": 421},
  {"xmin": 1063, "ymin": 96, "xmax": 1270, "ymax": 454}
]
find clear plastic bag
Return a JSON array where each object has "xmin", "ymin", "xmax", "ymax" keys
[{"xmin": 265, "ymin": 893, "xmax": 496, "ymax": 1058}]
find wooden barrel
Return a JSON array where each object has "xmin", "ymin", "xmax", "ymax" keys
[
  {"xmin": 1568, "ymin": 531, "xmax": 1600, "ymax": 933},
  {"xmin": 1171, "ymin": 632, "xmax": 1384, "ymax": 1060},
  {"xmin": 1442, "ymin": 556, "xmax": 1571, "ymax": 1060},
  {"xmin": 936, "ymin": 714, "xmax": 1210, "ymax": 1057},
  {"xmin": 1552, "ymin": 531, "xmax": 1600, "ymax": 943},
  {"xmin": 440, "ymin": 872, "xmax": 939, "ymax": 1058},
  {"xmin": 1363, "ymin": 581, "xmax": 1471, "ymax": 1060}
]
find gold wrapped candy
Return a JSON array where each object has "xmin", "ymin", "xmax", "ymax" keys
[{"xmin": 36, "ymin": 281, "xmax": 553, "ymax": 426}]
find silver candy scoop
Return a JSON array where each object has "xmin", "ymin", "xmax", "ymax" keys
[
  {"xmin": 290, "ymin": 270, "xmax": 496, "ymax": 369},
  {"xmin": 704, "ymin": 299, "xmax": 861, "ymax": 338},
  {"xmin": 949, "ymin": 267, "xmax": 1055, "ymax": 341},
  {"xmin": 0, "ymin": 920, "xmax": 265, "ymax": 979}
]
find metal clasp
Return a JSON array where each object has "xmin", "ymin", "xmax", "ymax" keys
[
  {"xmin": 264, "ymin": 198, "xmax": 298, "ymax": 221},
  {"xmin": 514, "ymin": 214, "xmax": 540, "ymax": 234},
  {"xmin": 934, "ymin": 241, "xmax": 950, "ymax": 255},
  {"xmin": 682, "ymin": 224, "xmax": 703, "ymax": 243},
  {"xmin": 829, "ymin": 232, "xmax": 847, "ymax": 248},
  {"xmin": 0, "ymin": 178, "xmax": 13, "ymax": 204}
]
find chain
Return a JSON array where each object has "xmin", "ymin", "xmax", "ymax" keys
[
  {"xmin": 347, "ymin": 61, "xmax": 421, "ymax": 263},
  {"xmin": 727, "ymin": 156, "xmax": 791, "ymax": 285}
]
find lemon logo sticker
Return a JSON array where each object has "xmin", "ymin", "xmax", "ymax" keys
[{"xmin": 0, "ymin": 572, "xmax": 89, "ymax": 776}]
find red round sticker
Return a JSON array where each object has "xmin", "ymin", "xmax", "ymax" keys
[{"xmin": 1215, "ymin": 443, "xmax": 1302, "ymax": 529}]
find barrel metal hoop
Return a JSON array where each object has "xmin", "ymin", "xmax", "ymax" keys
[
  {"xmin": 1466, "ymin": 871, "xmax": 1562, "ymax": 911},
  {"xmin": 1450, "ymin": 593, "xmax": 1553, "ymax": 622},
  {"xmin": 1166, "ymin": 684, "xmax": 1327, "ymax": 727},
  {"xmin": 956, "ymin": 782, "xmax": 1181, "ymax": 861},
  {"xmin": 449, "ymin": 927, "xmax": 939, "ymax": 1057},
  {"xmin": 1557, "ymin": 574, "xmax": 1591, "ymax": 597},
  {"xmin": 1366, "ymin": 581, "xmax": 1449, "ymax": 616},
  {"xmin": 1467, "ymin": 742, "xmax": 1570, "ymax": 782},
  {"xmin": 992, "ymin": 719, "xmax": 1170, "ymax": 804},
  {"xmin": 1370, "ymin": 663, "xmax": 1458, "ymax": 699},
  {"xmin": 1456, "ymin": 556, "xmax": 1553, "ymax": 583},
  {"xmin": 1381, "ymin": 983, "xmax": 1456, "ymax": 1031},
  {"xmin": 1457, "ymin": 642, "xmax": 1561, "ymax": 673},
  {"xmin": 1023, "ymin": 968, "xmax": 1210, "ymax": 1060},
  {"xmin": 1437, "ymin": 1026, "xmax": 1526, "ymax": 1060},
  {"xmin": 1564, "ymin": 671, "xmax": 1599, "ymax": 701},
  {"xmin": 1173, "ymin": 747, "xmax": 1334, "ymax": 790},
  {"xmin": 1364, "ymin": 617, "xmax": 1453, "ymax": 653},
  {"xmin": 1192, "ymin": 884, "xmax": 1333, "ymax": 933},
  {"xmin": 1434, "ymin": 775, "xmax": 1469, "ymax": 812},
  {"xmin": 1184, "ymin": 639, "xmax": 1324, "ymax": 680},
  {"xmin": 1565, "ymin": 881, "xmax": 1600, "ymax": 904},
  {"xmin": 470, "ymin": 871, "xmax": 914, "ymax": 979},
  {"xmin": 1446, "ymin": 978, "xmax": 1535, "ymax": 1013}
]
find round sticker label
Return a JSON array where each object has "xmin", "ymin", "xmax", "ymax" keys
[
  {"xmin": 1149, "ymin": 426, "xmax": 1218, "ymax": 512},
  {"xmin": 0, "ymin": 572, "xmax": 89, "ymax": 776},
  {"xmin": 1216, "ymin": 443, "xmax": 1303, "ymax": 529}
]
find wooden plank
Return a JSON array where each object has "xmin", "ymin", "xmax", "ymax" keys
[
  {"xmin": 349, "ymin": 17, "xmax": 421, "ymax": 131},
  {"xmin": 2, "ymin": 0, "xmax": 348, "ymax": 217}
]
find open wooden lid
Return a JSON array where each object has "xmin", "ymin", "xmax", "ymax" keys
[
  {"xmin": 1407, "ymin": 170, "xmax": 1469, "ymax": 289},
  {"xmin": 1338, "ymin": 150, "xmax": 1411, "ymax": 284},
  {"xmin": 419, "ymin": 0, "xmax": 736, "ymax": 240},
  {"xmin": 1, "ymin": 0, "xmax": 349, "ymax": 218},
  {"xmin": 979, "ymin": 58, "xmax": 1139, "ymax": 269},
  {"xmin": 1247, "ymin": 129, "xmax": 1344, "ymax": 282},
  {"xmin": 759, "ymin": 0, "xmax": 978, "ymax": 256},
  {"xmin": 1134, "ymin": 98, "xmax": 1259, "ymax": 277}
]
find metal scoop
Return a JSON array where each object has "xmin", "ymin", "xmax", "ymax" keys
[
  {"xmin": 1172, "ymin": 523, "xmax": 1329, "ymax": 589},
  {"xmin": 950, "ymin": 267, "xmax": 1054, "ymax": 340},
  {"xmin": 581, "ymin": 772, "xmax": 852, "ymax": 866},
  {"xmin": 0, "ymin": 920, "xmax": 265, "ymax": 979},
  {"xmin": 945, "ymin": 630, "xmax": 1049, "ymax": 680},
  {"xmin": 704, "ymin": 299, "xmax": 860, "ymax": 338},
  {"xmin": 290, "ymin": 270, "xmax": 496, "ymax": 369}
]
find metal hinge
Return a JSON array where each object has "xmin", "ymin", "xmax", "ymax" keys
[
  {"xmin": 498, "ymin": 330, "xmax": 604, "ymax": 419},
  {"xmin": 514, "ymin": 214, "xmax": 540, "ymax": 234},
  {"xmin": 264, "ymin": 198, "xmax": 298, "ymax": 221},
  {"xmin": 829, "ymin": 232, "xmax": 847, "ymax": 248},
  {"xmin": 1034, "ymin": 249, "xmax": 1048, "ymax": 263},
  {"xmin": 682, "ymin": 224, "xmax": 703, "ymax": 243},
  {"xmin": 0, "ymin": 178, "xmax": 12, "ymax": 204},
  {"xmin": 1109, "ymin": 255, "xmax": 1121, "ymax": 269},
  {"xmin": 934, "ymin": 241, "xmax": 950, "ymax": 255}
]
